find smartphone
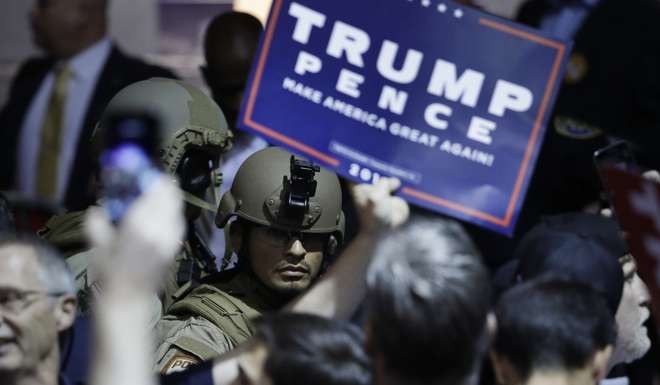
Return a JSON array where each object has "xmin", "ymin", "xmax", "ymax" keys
[{"xmin": 99, "ymin": 112, "xmax": 160, "ymax": 223}]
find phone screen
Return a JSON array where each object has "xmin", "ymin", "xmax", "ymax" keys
[{"xmin": 100, "ymin": 113, "xmax": 160, "ymax": 223}]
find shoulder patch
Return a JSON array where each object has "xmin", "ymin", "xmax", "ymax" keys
[
  {"xmin": 554, "ymin": 116, "xmax": 602, "ymax": 140},
  {"xmin": 161, "ymin": 353, "xmax": 200, "ymax": 375}
]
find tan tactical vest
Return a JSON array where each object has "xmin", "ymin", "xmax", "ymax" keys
[{"xmin": 166, "ymin": 272, "xmax": 288, "ymax": 357}]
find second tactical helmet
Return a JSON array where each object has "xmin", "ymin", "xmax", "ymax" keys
[
  {"xmin": 95, "ymin": 77, "xmax": 233, "ymax": 173},
  {"xmin": 216, "ymin": 147, "xmax": 345, "ymax": 244},
  {"xmin": 94, "ymin": 78, "xmax": 233, "ymax": 211}
]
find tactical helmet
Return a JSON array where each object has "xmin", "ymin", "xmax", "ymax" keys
[
  {"xmin": 95, "ymin": 77, "xmax": 233, "ymax": 173},
  {"xmin": 216, "ymin": 147, "xmax": 345, "ymax": 243},
  {"xmin": 94, "ymin": 78, "xmax": 233, "ymax": 211}
]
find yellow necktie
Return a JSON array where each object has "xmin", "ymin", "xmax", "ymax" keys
[{"xmin": 36, "ymin": 65, "xmax": 72, "ymax": 200}]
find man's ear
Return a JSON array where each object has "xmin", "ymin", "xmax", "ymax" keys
[
  {"xmin": 325, "ymin": 235, "xmax": 338, "ymax": 256},
  {"xmin": 590, "ymin": 345, "xmax": 613, "ymax": 382},
  {"xmin": 229, "ymin": 221, "xmax": 244, "ymax": 254},
  {"xmin": 489, "ymin": 351, "xmax": 520, "ymax": 385},
  {"xmin": 54, "ymin": 294, "xmax": 78, "ymax": 332}
]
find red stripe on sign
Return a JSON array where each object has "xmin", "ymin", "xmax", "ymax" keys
[
  {"xmin": 402, "ymin": 187, "xmax": 508, "ymax": 226},
  {"xmin": 479, "ymin": 18, "xmax": 567, "ymax": 228}
]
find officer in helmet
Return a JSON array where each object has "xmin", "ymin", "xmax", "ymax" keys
[
  {"xmin": 39, "ymin": 78, "xmax": 233, "ymax": 312},
  {"xmin": 154, "ymin": 146, "xmax": 344, "ymax": 374}
]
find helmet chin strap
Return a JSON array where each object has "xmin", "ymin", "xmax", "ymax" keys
[
  {"xmin": 180, "ymin": 169, "xmax": 223, "ymax": 213},
  {"xmin": 182, "ymin": 191, "xmax": 216, "ymax": 212}
]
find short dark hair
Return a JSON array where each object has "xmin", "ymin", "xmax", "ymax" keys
[
  {"xmin": 514, "ymin": 212, "xmax": 625, "ymax": 314},
  {"xmin": 366, "ymin": 216, "xmax": 491, "ymax": 383},
  {"xmin": 254, "ymin": 313, "xmax": 371, "ymax": 385},
  {"xmin": 494, "ymin": 275, "xmax": 617, "ymax": 381}
]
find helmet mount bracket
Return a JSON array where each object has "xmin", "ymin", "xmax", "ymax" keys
[{"xmin": 264, "ymin": 155, "xmax": 322, "ymax": 227}]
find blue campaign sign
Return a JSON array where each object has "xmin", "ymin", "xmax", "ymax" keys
[{"xmin": 238, "ymin": 0, "xmax": 571, "ymax": 235}]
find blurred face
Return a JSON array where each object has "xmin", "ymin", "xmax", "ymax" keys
[
  {"xmin": 245, "ymin": 225, "xmax": 325, "ymax": 295},
  {"xmin": 613, "ymin": 255, "xmax": 651, "ymax": 364},
  {"xmin": 30, "ymin": 0, "xmax": 86, "ymax": 57},
  {"xmin": 0, "ymin": 246, "xmax": 63, "ymax": 374},
  {"xmin": 202, "ymin": 33, "xmax": 256, "ymax": 129}
]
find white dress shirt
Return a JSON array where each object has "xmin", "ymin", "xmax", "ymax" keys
[{"xmin": 18, "ymin": 37, "xmax": 112, "ymax": 202}]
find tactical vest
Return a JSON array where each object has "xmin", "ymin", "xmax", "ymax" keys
[
  {"xmin": 168, "ymin": 284, "xmax": 258, "ymax": 353},
  {"xmin": 166, "ymin": 271, "xmax": 288, "ymax": 358},
  {"xmin": 39, "ymin": 210, "xmax": 89, "ymax": 257}
]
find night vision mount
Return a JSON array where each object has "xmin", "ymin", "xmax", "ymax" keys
[{"xmin": 266, "ymin": 155, "xmax": 322, "ymax": 227}]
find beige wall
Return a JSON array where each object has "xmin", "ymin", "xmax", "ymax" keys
[
  {"xmin": 231, "ymin": 0, "xmax": 525, "ymax": 25},
  {"xmin": 474, "ymin": 0, "xmax": 526, "ymax": 19},
  {"xmin": 233, "ymin": 0, "xmax": 273, "ymax": 24}
]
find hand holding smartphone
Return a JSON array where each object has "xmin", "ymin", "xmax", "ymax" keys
[{"xmin": 99, "ymin": 112, "xmax": 160, "ymax": 224}]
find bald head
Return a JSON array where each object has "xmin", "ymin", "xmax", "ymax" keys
[{"xmin": 201, "ymin": 11, "xmax": 263, "ymax": 128}]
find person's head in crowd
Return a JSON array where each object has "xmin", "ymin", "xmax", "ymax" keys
[
  {"xmin": 93, "ymin": 78, "xmax": 233, "ymax": 221},
  {"xmin": 0, "ymin": 234, "xmax": 77, "ymax": 384},
  {"xmin": 612, "ymin": 253, "xmax": 652, "ymax": 366},
  {"xmin": 215, "ymin": 147, "xmax": 344, "ymax": 297},
  {"xmin": 365, "ymin": 216, "xmax": 491, "ymax": 385},
  {"xmin": 513, "ymin": 212, "xmax": 652, "ymax": 369},
  {"xmin": 201, "ymin": 11, "xmax": 263, "ymax": 129},
  {"xmin": 226, "ymin": 313, "xmax": 371, "ymax": 385},
  {"xmin": 491, "ymin": 276, "xmax": 617, "ymax": 385},
  {"xmin": 30, "ymin": 0, "xmax": 108, "ymax": 59}
]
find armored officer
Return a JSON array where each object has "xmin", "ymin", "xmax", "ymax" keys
[
  {"xmin": 39, "ymin": 78, "xmax": 233, "ymax": 313},
  {"xmin": 155, "ymin": 146, "xmax": 345, "ymax": 373}
]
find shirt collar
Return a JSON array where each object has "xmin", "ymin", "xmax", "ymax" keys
[{"xmin": 65, "ymin": 36, "xmax": 112, "ymax": 81}]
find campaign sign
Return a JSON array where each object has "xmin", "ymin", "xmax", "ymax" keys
[
  {"xmin": 604, "ymin": 167, "xmax": 660, "ymax": 326},
  {"xmin": 238, "ymin": 0, "xmax": 570, "ymax": 235}
]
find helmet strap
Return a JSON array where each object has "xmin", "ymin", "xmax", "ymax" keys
[{"xmin": 182, "ymin": 190, "xmax": 216, "ymax": 213}]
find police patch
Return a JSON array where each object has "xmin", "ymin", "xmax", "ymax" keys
[
  {"xmin": 564, "ymin": 52, "xmax": 589, "ymax": 85},
  {"xmin": 161, "ymin": 354, "xmax": 200, "ymax": 375},
  {"xmin": 554, "ymin": 116, "xmax": 602, "ymax": 140}
]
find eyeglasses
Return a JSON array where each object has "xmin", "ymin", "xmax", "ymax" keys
[
  {"xmin": 253, "ymin": 226, "xmax": 328, "ymax": 250},
  {"xmin": 0, "ymin": 288, "xmax": 66, "ymax": 315}
]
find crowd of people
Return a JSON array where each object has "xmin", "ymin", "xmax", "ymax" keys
[{"xmin": 0, "ymin": 1, "xmax": 659, "ymax": 385}]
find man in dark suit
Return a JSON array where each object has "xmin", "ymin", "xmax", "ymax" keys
[{"xmin": 0, "ymin": 0, "xmax": 176, "ymax": 211}]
